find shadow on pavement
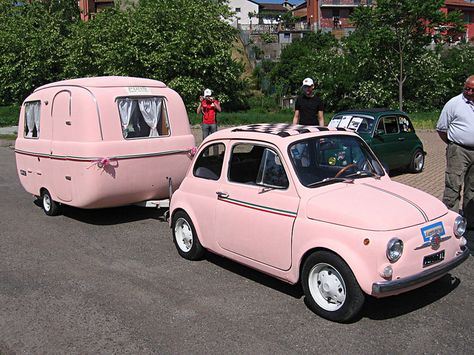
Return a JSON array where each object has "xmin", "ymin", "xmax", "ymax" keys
[
  {"xmin": 362, "ymin": 274, "xmax": 460, "ymax": 320},
  {"xmin": 33, "ymin": 199, "xmax": 167, "ymax": 225},
  {"xmin": 205, "ymin": 252, "xmax": 303, "ymax": 299},
  {"xmin": 206, "ymin": 250, "xmax": 465, "ymax": 322}
]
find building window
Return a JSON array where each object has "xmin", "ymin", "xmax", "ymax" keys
[
  {"xmin": 464, "ymin": 12, "xmax": 473, "ymax": 23},
  {"xmin": 235, "ymin": 7, "xmax": 241, "ymax": 13}
]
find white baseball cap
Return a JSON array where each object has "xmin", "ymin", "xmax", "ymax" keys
[
  {"xmin": 302, "ymin": 78, "xmax": 314, "ymax": 86},
  {"xmin": 204, "ymin": 88, "xmax": 212, "ymax": 97}
]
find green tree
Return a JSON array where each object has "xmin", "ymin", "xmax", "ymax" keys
[
  {"xmin": 0, "ymin": 0, "xmax": 79, "ymax": 104},
  {"xmin": 270, "ymin": 31, "xmax": 338, "ymax": 96},
  {"xmin": 349, "ymin": 0, "xmax": 465, "ymax": 110},
  {"xmin": 62, "ymin": 0, "xmax": 247, "ymax": 110}
]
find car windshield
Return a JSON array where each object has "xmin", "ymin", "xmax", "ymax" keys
[
  {"xmin": 328, "ymin": 115, "xmax": 374, "ymax": 134},
  {"xmin": 289, "ymin": 135, "xmax": 385, "ymax": 187}
]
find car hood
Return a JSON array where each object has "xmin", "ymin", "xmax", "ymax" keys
[{"xmin": 306, "ymin": 179, "xmax": 448, "ymax": 231}]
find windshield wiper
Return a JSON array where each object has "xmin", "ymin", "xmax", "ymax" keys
[
  {"xmin": 345, "ymin": 170, "xmax": 381, "ymax": 179},
  {"xmin": 307, "ymin": 177, "xmax": 354, "ymax": 187}
]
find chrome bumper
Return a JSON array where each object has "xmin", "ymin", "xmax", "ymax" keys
[{"xmin": 372, "ymin": 247, "xmax": 470, "ymax": 294}]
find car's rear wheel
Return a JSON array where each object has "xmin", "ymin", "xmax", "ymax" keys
[
  {"xmin": 172, "ymin": 211, "xmax": 205, "ymax": 260},
  {"xmin": 302, "ymin": 251, "xmax": 365, "ymax": 323},
  {"xmin": 41, "ymin": 189, "xmax": 60, "ymax": 216},
  {"xmin": 409, "ymin": 148, "xmax": 424, "ymax": 173}
]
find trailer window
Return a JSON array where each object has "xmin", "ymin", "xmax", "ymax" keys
[
  {"xmin": 117, "ymin": 97, "xmax": 170, "ymax": 139},
  {"xmin": 24, "ymin": 101, "xmax": 41, "ymax": 138}
]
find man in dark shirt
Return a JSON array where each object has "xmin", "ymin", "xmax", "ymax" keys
[{"xmin": 292, "ymin": 77, "xmax": 325, "ymax": 126}]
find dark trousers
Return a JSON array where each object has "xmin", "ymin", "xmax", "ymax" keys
[
  {"xmin": 443, "ymin": 142, "xmax": 474, "ymax": 228},
  {"xmin": 202, "ymin": 123, "xmax": 217, "ymax": 140}
]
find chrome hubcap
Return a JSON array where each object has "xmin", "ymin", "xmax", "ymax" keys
[{"xmin": 414, "ymin": 152, "xmax": 424, "ymax": 171}]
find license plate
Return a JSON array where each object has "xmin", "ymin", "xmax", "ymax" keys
[{"xmin": 423, "ymin": 250, "xmax": 445, "ymax": 267}]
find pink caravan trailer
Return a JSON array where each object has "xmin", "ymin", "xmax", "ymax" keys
[{"xmin": 15, "ymin": 76, "xmax": 196, "ymax": 216}]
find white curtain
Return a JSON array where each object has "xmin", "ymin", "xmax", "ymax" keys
[
  {"xmin": 33, "ymin": 102, "xmax": 40, "ymax": 136},
  {"xmin": 25, "ymin": 103, "xmax": 36, "ymax": 137},
  {"xmin": 118, "ymin": 100, "xmax": 135, "ymax": 137},
  {"xmin": 138, "ymin": 98, "xmax": 162, "ymax": 137}
]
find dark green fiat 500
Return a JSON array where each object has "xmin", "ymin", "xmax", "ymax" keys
[{"xmin": 328, "ymin": 109, "xmax": 425, "ymax": 173}]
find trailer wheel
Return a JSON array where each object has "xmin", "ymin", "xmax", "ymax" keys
[{"xmin": 41, "ymin": 190, "xmax": 60, "ymax": 216}]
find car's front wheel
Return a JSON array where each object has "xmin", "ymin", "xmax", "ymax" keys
[
  {"xmin": 302, "ymin": 251, "xmax": 365, "ymax": 323},
  {"xmin": 409, "ymin": 148, "xmax": 424, "ymax": 173},
  {"xmin": 172, "ymin": 211, "xmax": 205, "ymax": 260}
]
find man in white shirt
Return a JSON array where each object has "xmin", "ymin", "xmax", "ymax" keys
[{"xmin": 436, "ymin": 75, "xmax": 474, "ymax": 228}]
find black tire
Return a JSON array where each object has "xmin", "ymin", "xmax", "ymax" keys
[
  {"xmin": 301, "ymin": 251, "xmax": 365, "ymax": 323},
  {"xmin": 41, "ymin": 189, "xmax": 60, "ymax": 216},
  {"xmin": 409, "ymin": 148, "xmax": 424, "ymax": 173},
  {"xmin": 172, "ymin": 211, "xmax": 205, "ymax": 260}
]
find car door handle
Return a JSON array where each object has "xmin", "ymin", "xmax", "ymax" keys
[
  {"xmin": 216, "ymin": 191, "xmax": 229, "ymax": 198},
  {"xmin": 398, "ymin": 137, "xmax": 405, "ymax": 141}
]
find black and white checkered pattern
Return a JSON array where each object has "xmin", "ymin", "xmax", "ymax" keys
[{"xmin": 231, "ymin": 124, "xmax": 348, "ymax": 137}]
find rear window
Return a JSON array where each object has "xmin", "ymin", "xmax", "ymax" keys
[
  {"xmin": 117, "ymin": 97, "xmax": 170, "ymax": 139},
  {"xmin": 328, "ymin": 115, "xmax": 374, "ymax": 134}
]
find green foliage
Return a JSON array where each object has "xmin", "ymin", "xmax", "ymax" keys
[
  {"xmin": 0, "ymin": 0, "xmax": 248, "ymax": 110},
  {"xmin": 260, "ymin": 33, "xmax": 276, "ymax": 44},
  {"xmin": 270, "ymin": 31, "xmax": 338, "ymax": 96},
  {"xmin": 0, "ymin": 0, "xmax": 80, "ymax": 104},
  {"xmin": 264, "ymin": 0, "xmax": 470, "ymax": 112},
  {"xmin": 0, "ymin": 105, "xmax": 20, "ymax": 126},
  {"xmin": 348, "ymin": 0, "xmax": 465, "ymax": 110}
]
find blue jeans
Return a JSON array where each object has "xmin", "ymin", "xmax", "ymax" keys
[{"xmin": 202, "ymin": 123, "xmax": 217, "ymax": 140}]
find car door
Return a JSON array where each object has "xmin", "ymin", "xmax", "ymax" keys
[
  {"xmin": 397, "ymin": 115, "xmax": 421, "ymax": 166},
  {"xmin": 370, "ymin": 115, "xmax": 402, "ymax": 169},
  {"xmin": 215, "ymin": 142, "xmax": 299, "ymax": 271}
]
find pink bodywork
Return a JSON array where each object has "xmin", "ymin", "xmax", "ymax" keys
[
  {"xmin": 15, "ymin": 76, "xmax": 195, "ymax": 209},
  {"xmin": 170, "ymin": 124, "xmax": 468, "ymax": 298}
]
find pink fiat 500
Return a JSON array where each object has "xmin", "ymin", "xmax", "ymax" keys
[{"xmin": 169, "ymin": 124, "xmax": 469, "ymax": 322}]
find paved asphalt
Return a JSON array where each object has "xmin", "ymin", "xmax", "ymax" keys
[{"xmin": 0, "ymin": 130, "xmax": 473, "ymax": 354}]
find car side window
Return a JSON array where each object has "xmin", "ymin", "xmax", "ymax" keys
[
  {"xmin": 398, "ymin": 116, "xmax": 414, "ymax": 133},
  {"xmin": 257, "ymin": 148, "xmax": 289, "ymax": 188},
  {"xmin": 383, "ymin": 116, "xmax": 399, "ymax": 134},
  {"xmin": 193, "ymin": 143, "xmax": 225, "ymax": 180},
  {"xmin": 229, "ymin": 143, "xmax": 288, "ymax": 188}
]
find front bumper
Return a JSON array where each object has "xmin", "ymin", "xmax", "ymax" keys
[{"xmin": 372, "ymin": 247, "xmax": 470, "ymax": 295}]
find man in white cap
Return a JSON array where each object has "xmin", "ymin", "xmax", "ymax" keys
[
  {"xmin": 197, "ymin": 88, "xmax": 221, "ymax": 140},
  {"xmin": 292, "ymin": 77, "xmax": 325, "ymax": 126}
]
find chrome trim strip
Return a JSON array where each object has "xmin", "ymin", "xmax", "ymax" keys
[
  {"xmin": 372, "ymin": 247, "xmax": 470, "ymax": 294},
  {"xmin": 14, "ymin": 148, "xmax": 190, "ymax": 162},
  {"xmin": 414, "ymin": 235, "xmax": 452, "ymax": 250},
  {"xmin": 362, "ymin": 183, "xmax": 429, "ymax": 222}
]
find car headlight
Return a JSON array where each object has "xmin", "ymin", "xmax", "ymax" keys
[
  {"xmin": 454, "ymin": 215, "xmax": 467, "ymax": 238},
  {"xmin": 386, "ymin": 238, "xmax": 403, "ymax": 262}
]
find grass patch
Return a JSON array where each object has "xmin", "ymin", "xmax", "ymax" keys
[
  {"xmin": 190, "ymin": 110, "xmax": 440, "ymax": 129},
  {"xmin": 2, "ymin": 103, "xmax": 439, "ymax": 130},
  {"xmin": 0, "ymin": 105, "xmax": 20, "ymax": 127},
  {"xmin": 0, "ymin": 134, "xmax": 17, "ymax": 140}
]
